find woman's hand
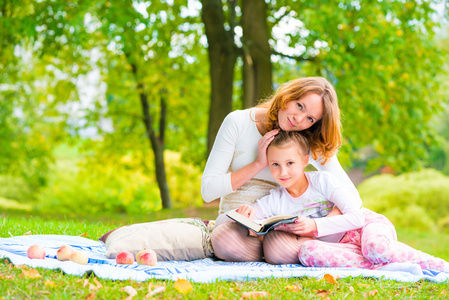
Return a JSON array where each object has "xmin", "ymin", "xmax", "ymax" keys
[
  {"xmin": 275, "ymin": 216, "xmax": 317, "ymax": 237},
  {"xmin": 255, "ymin": 129, "xmax": 279, "ymax": 168},
  {"xmin": 236, "ymin": 205, "xmax": 256, "ymax": 220}
]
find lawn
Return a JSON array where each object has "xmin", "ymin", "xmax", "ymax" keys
[{"xmin": 1, "ymin": 208, "xmax": 449, "ymax": 299}]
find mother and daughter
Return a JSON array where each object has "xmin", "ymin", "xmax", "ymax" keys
[{"xmin": 201, "ymin": 77, "xmax": 449, "ymax": 272}]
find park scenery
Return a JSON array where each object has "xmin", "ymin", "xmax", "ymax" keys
[{"xmin": 1, "ymin": 0, "xmax": 449, "ymax": 298}]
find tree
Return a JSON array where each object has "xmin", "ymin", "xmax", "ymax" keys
[
  {"xmin": 201, "ymin": 0, "xmax": 449, "ymax": 172},
  {"xmin": 88, "ymin": 0, "xmax": 208, "ymax": 208},
  {"xmin": 1, "ymin": 0, "xmax": 209, "ymax": 209},
  {"xmin": 201, "ymin": 0, "xmax": 237, "ymax": 155},
  {"xmin": 0, "ymin": 0, "xmax": 86, "ymax": 191}
]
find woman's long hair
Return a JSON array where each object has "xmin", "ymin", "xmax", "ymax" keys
[{"xmin": 258, "ymin": 77, "xmax": 341, "ymax": 164}]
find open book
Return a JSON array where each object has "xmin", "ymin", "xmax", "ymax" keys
[{"xmin": 226, "ymin": 210, "xmax": 297, "ymax": 236}]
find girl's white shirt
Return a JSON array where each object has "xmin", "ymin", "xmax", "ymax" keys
[{"xmin": 254, "ymin": 171, "xmax": 364, "ymax": 242}]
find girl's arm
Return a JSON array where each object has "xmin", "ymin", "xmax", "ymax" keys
[
  {"xmin": 277, "ymin": 172, "xmax": 363, "ymax": 237},
  {"xmin": 313, "ymin": 186, "xmax": 364, "ymax": 237},
  {"xmin": 215, "ymin": 202, "xmax": 267, "ymax": 226}
]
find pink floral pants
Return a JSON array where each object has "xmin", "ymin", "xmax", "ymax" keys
[{"xmin": 298, "ymin": 209, "xmax": 449, "ymax": 271}]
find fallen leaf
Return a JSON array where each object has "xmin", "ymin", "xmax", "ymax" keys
[
  {"xmin": 324, "ymin": 274, "xmax": 338, "ymax": 284},
  {"xmin": 369, "ymin": 290, "xmax": 379, "ymax": 296},
  {"xmin": 123, "ymin": 285, "xmax": 137, "ymax": 300},
  {"xmin": 14, "ymin": 265, "xmax": 26, "ymax": 269},
  {"xmin": 24, "ymin": 231, "xmax": 32, "ymax": 235},
  {"xmin": 174, "ymin": 279, "xmax": 192, "ymax": 294},
  {"xmin": 79, "ymin": 233, "xmax": 88, "ymax": 237},
  {"xmin": 83, "ymin": 279, "xmax": 90, "ymax": 288},
  {"xmin": 85, "ymin": 292, "xmax": 96, "ymax": 300},
  {"xmin": 146, "ymin": 283, "xmax": 166, "ymax": 298},
  {"xmin": 349, "ymin": 286, "xmax": 355, "ymax": 293},
  {"xmin": 44, "ymin": 280, "xmax": 55, "ymax": 288},
  {"xmin": 316, "ymin": 289, "xmax": 331, "ymax": 297},
  {"xmin": 93, "ymin": 277, "xmax": 103, "ymax": 289},
  {"xmin": 241, "ymin": 291, "xmax": 269, "ymax": 298},
  {"xmin": 285, "ymin": 285, "xmax": 302, "ymax": 292},
  {"xmin": 21, "ymin": 269, "xmax": 41, "ymax": 279}
]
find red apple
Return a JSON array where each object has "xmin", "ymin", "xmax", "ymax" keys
[
  {"xmin": 136, "ymin": 249, "xmax": 157, "ymax": 266},
  {"xmin": 116, "ymin": 251, "xmax": 134, "ymax": 265},
  {"xmin": 56, "ymin": 245, "xmax": 75, "ymax": 261},
  {"xmin": 27, "ymin": 244, "xmax": 46, "ymax": 259}
]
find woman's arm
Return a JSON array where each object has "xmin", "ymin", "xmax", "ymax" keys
[
  {"xmin": 201, "ymin": 110, "xmax": 278, "ymax": 202},
  {"xmin": 201, "ymin": 112, "xmax": 241, "ymax": 202},
  {"xmin": 310, "ymin": 154, "xmax": 362, "ymax": 203},
  {"xmin": 229, "ymin": 129, "xmax": 278, "ymax": 191},
  {"xmin": 310, "ymin": 154, "xmax": 356, "ymax": 188}
]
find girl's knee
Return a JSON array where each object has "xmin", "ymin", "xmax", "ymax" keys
[
  {"xmin": 361, "ymin": 235, "xmax": 392, "ymax": 264},
  {"xmin": 298, "ymin": 240, "xmax": 320, "ymax": 266},
  {"xmin": 263, "ymin": 231, "xmax": 308, "ymax": 265}
]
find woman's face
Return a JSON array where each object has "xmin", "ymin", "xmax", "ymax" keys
[{"xmin": 277, "ymin": 93, "xmax": 324, "ymax": 132}]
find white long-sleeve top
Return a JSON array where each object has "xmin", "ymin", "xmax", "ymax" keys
[
  {"xmin": 252, "ymin": 171, "xmax": 364, "ymax": 242},
  {"xmin": 202, "ymin": 109, "xmax": 361, "ymax": 216}
]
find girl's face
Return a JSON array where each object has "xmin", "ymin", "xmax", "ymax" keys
[
  {"xmin": 277, "ymin": 93, "xmax": 324, "ymax": 132},
  {"xmin": 267, "ymin": 143, "xmax": 309, "ymax": 194}
]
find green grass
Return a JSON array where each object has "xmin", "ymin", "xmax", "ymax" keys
[{"xmin": 1, "ymin": 209, "xmax": 449, "ymax": 299}]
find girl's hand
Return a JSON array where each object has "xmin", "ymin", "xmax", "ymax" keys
[
  {"xmin": 255, "ymin": 129, "xmax": 279, "ymax": 168},
  {"xmin": 236, "ymin": 205, "xmax": 256, "ymax": 220},
  {"xmin": 275, "ymin": 216, "xmax": 317, "ymax": 237}
]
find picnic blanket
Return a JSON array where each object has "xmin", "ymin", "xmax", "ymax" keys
[{"xmin": 1, "ymin": 235, "xmax": 448, "ymax": 283}]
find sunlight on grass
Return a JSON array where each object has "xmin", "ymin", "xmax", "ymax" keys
[
  {"xmin": 1, "ymin": 211, "xmax": 449, "ymax": 298},
  {"xmin": 0, "ymin": 197, "xmax": 31, "ymax": 212}
]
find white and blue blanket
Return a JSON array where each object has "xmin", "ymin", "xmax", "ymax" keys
[{"xmin": 1, "ymin": 235, "xmax": 448, "ymax": 283}]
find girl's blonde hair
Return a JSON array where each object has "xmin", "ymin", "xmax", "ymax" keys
[
  {"xmin": 269, "ymin": 130, "xmax": 311, "ymax": 159},
  {"xmin": 258, "ymin": 77, "xmax": 341, "ymax": 164}
]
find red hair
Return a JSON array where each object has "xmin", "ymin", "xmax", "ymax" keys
[{"xmin": 258, "ymin": 77, "xmax": 341, "ymax": 164}]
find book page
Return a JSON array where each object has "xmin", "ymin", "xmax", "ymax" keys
[{"xmin": 260, "ymin": 214, "xmax": 296, "ymax": 225}]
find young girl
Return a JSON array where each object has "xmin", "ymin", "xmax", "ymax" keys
[{"xmin": 211, "ymin": 131, "xmax": 449, "ymax": 273}]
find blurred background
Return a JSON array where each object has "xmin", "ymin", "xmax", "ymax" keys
[{"xmin": 1, "ymin": 0, "xmax": 449, "ymax": 233}]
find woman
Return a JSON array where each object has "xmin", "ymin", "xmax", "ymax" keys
[{"xmin": 202, "ymin": 77, "xmax": 356, "ymax": 262}]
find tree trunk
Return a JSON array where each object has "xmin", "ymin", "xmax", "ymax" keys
[
  {"xmin": 201, "ymin": 0, "xmax": 237, "ymax": 156},
  {"xmin": 241, "ymin": 0, "xmax": 272, "ymax": 108},
  {"xmin": 138, "ymin": 85, "xmax": 172, "ymax": 209}
]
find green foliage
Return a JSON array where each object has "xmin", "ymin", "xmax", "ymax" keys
[
  {"xmin": 271, "ymin": 0, "xmax": 449, "ymax": 173},
  {"xmin": 358, "ymin": 169, "xmax": 449, "ymax": 231},
  {"xmin": 0, "ymin": 197, "xmax": 31, "ymax": 212},
  {"xmin": 35, "ymin": 149, "xmax": 203, "ymax": 215},
  {"xmin": 2, "ymin": 0, "xmax": 449, "ymax": 213},
  {"xmin": 0, "ymin": 176, "xmax": 35, "ymax": 202}
]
